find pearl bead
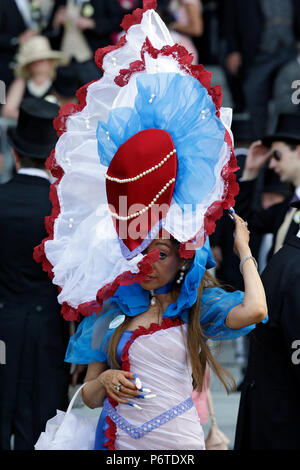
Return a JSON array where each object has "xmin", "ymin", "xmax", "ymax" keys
[{"xmin": 105, "ymin": 150, "xmax": 176, "ymax": 184}]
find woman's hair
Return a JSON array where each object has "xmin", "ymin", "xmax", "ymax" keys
[
  {"xmin": 186, "ymin": 271, "xmax": 235, "ymax": 394},
  {"xmin": 108, "ymin": 245, "xmax": 236, "ymax": 394}
]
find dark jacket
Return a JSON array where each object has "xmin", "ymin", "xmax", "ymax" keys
[
  {"xmin": 0, "ymin": 174, "xmax": 70, "ymax": 450},
  {"xmin": 222, "ymin": 0, "xmax": 300, "ymax": 67},
  {"xmin": 0, "ymin": 0, "xmax": 27, "ymax": 85},
  {"xmin": 235, "ymin": 179, "xmax": 298, "ymax": 257},
  {"xmin": 234, "ymin": 236, "xmax": 300, "ymax": 449},
  {"xmin": 44, "ymin": 0, "xmax": 125, "ymax": 54}
]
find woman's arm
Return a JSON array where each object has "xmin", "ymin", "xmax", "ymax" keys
[
  {"xmin": 225, "ymin": 214, "xmax": 268, "ymax": 329},
  {"xmin": 171, "ymin": 1, "xmax": 203, "ymax": 37},
  {"xmin": 82, "ymin": 362, "xmax": 139, "ymax": 409},
  {"xmin": 1, "ymin": 78, "xmax": 26, "ymax": 119}
]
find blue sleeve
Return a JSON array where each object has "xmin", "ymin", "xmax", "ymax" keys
[
  {"xmin": 200, "ymin": 287, "xmax": 268, "ymax": 341},
  {"xmin": 64, "ymin": 302, "xmax": 121, "ymax": 364}
]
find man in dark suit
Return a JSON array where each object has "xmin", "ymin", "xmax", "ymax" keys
[
  {"xmin": 235, "ymin": 113, "xmax": 300, "ymax": 259},
  {"xmin": 234, "ymin": 199, "xmax": 300, "ymax": 450},
  {"xmin": 222, "ymin": 0, "xmax": 300, "ymax": 139},
  {"xmin": 44, "ymin": 0, "xmax": 124, "ymax": 85},
  {"xmin": 0, "ymin": 98, "xmax": 70, "ymax": 450},
  {"xmin": 0, "ymin": 0, "xmax": 39, "ymax": 88}
]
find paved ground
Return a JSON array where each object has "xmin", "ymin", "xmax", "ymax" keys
[
  {"xmin": 202, "ymin": 340, "xmax": 243, "ymax": 449},
  {"xmin": 71, "ymin": 339, "xmax": 244, "ymax": 450}
]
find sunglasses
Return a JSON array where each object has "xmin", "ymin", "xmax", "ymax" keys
[{"xmin": 271, "ymin": 150, "xmax": 281, "ymax": 161}]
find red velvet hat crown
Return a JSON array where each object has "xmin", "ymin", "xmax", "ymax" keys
[{"xmin": 106, "ymin": 128, "xmax": 177, "ymax": 253}]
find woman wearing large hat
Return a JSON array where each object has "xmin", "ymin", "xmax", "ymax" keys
[
  {"xmin": 2, "ymin": 36, "xmax": 69, "ymax": 120},
  {"xmin": 34, "ymin": 1, "xmax": 268, "ymax": 450}
]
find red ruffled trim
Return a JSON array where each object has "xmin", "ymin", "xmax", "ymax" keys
[
  {"xmin": 104, "ymin": 416, "xmax": 117, "ymax": 450},
  {"xmin": 76, "ymin": 248, "xmax": 160, "ymax": 318},
  {"xmin": 121, "ymin": 317, "xmax": 183, "ymax": 372},
  {"xmin": 33, "ymin": 80, "xmax": 93, "ymax": 285},
  {"xmin": 179, "ymin": 130, "xmax": 239, "ymax": 258},
  {"xmin": 34, "ymin": 89, "xmax": 161, "ymax": 321},
  {"xmin": 95, "ymin": 0, "xmax": 157, "ymax": 72},
  {"xmin": 203, "ymin": 129, "xmax": 239, "ymax": 236},
  {"xmin": 37, "ymin": 247, "xmax": 160, "ymax": 322},
  {"xmin": 114, "ymin": 59, "xmax": 145, "ymax": 87},
  {"xmin": 112, "ymin": 35, "xmax": 233, "ymax": 260},
  {"xmin": 104, "ymin": 316, "xmax": 183, "ymax": 449},
  {"xmin": 121, "ymin": 0, "xmax": 157, "ymax": 32},
  {"xmin": 95, "ymin": 34, "xmax": 127, "ymax": 71},
  {"xmin": 115, "ymin": 37, "xmax": 222, "ymax": 111},
  {"xmin": 34, "ymin": 0, "xmax": 239, "ymax": 320}
]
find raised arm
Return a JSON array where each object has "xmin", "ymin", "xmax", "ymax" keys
[
  {"xmin": 225, "ymin": 213, "xmax": 268, "ymax": 329},
  {"xmin": 170, "ymin": 1, "xmax": 203, "ymax": 37},
  {"xmin": 1, "ymin": 78, "xmax": 26, "ymax": 120}
]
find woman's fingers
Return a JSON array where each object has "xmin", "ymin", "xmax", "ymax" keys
[
  {"xmin": 233, "ymin": 213, "xmax": 250, "ymax": 231},
  {"xmin": 232, "ymin": 213, "xmax": 244, "ymax": 224},
  {"xmin": 110, "ymin": 372, "xmax": 139, "ymax": 398},
  {"xmin": 118, "ymin": 371, "xmax": 140, "ymax": 392},
  {"xmin": 118, "ymin": 383, "xmax": 140, "ymax": 398},
  {"xmin": 108, "ymin": 389, "xmax": 128, "ymax": 404}
]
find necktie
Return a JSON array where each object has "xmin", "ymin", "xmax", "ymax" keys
[
  {"xmin": 273, "ymin": 193, "xmax": 299, "ymax": 253},
  {"xmin": 288, "ymin": 193, "xmax": 299, "ymax": 210}
]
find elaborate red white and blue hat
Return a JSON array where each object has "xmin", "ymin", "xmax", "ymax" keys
[{"xmin": 34, "ymin": 0, "xmax": 239, "ymax": 321}]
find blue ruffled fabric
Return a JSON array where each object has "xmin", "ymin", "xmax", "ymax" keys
[
  {"xmin": 65, "ymin": 237, "xmax": 268, "ymax": 365},
  {"xmin": 97, "ymin": 73, "xmax": 225, "ymax": 212},
  {"xmin": 110, "ymin": 237, "xmax": 215, "ymax": 322}
]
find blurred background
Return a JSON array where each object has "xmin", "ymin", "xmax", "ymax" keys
[
  {"xmin": 1, "ymin": 0, "xmax": 300, "ymax": 450},
  {"xmin": 1, "ymin": 0, "xmax": 300, "ymax": 182}
]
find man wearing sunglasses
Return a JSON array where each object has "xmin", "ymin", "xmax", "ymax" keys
[{"xmin": 235, "ymin": 113, "xmax": 300, "ymax": 260}]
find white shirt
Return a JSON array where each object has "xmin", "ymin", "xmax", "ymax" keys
[
  {"xmin": 15, "ymin": 0, "xmax": 34, "ymax": 29},
  {"xmin": 295, "ymin": 186, "xmax": 300, "ymax": 238},
  {"xmin": 18, "ymin": 167, "xmax": 50, "ymax": 181}
]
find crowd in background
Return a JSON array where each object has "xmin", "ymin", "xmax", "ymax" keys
[
  {"xmin": 0, "ymin": 0, "xmax": 300, "ymax": 450},
  {"xmin": 1, "ymin": 1, "xmax": 300, "ymax": 165},
  {"xmin": 1, "ymin": 0, "xmax": 299, "ymax": 277}
]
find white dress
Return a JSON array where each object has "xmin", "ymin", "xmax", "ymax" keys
[{"xmin": 101, "ymin": 320, "xmax": 205, "ymax": 450}]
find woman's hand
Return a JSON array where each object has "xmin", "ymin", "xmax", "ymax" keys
[
  {"xmin": 99, "ymin": 369, "xmax": 140, "ymax": 404},
  {"xmin": 52, "ymin": 6, "xmax": 67, "ymax": 29},
  {"xmin": 76, "ymin": 16, "xmax": 96, "ymax": 30},
  {"xmin": 226, "ymin": 52, "xmax": 242, "ymax": 75},
  {"xmin": 232, "ymin": 213, "xmax": 251, "ymax": 259}
]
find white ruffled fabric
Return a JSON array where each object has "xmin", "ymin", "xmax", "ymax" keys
[{"xmin": 44, "ymin": 9, "xmax": 234, "ymax": 311}]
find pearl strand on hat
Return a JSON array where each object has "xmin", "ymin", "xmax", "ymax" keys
[
  {"xmin": 105, "ymin": 149, "xmax": 176, "ymax": 184},
  {"xmin": 109, "ymin": 177, "xmax": 176, "ymax": 221}
]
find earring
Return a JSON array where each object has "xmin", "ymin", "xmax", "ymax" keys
[
  {"xmin": 150, "ymin": 290, "xmax": 156, "ymax": 306},
  {"xmin": 176, "ymin": 265, "xmax": 187, "ymax": 284}
]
